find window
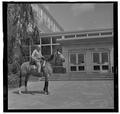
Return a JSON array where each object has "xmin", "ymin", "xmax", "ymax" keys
[
  {"xmin": 41, "ymin": 37, "xmax": 51, "ymax": 44},
  {"xmin": 33, "ymin": 37, "xmax": 40, "ymax": 44},
  {"xmin": 78, "ymin": 66, "xmax": 84, "ymax": 71},
  {"xmin": 64, "ymin": 34, "xmax": 75, "ymax": 38},
  {"xmin": 78, "ymin": 54, "xmax": 84, "ymax": 64},
  {"xmin": 76, "ymin": 34, "xmax": 87, "ymax": 37},
  {"xmin": 43, "ymin": 12, "xmax": 46, "ymax": 24},
  {"xmin": 101, "ymin": 32, "xmax": 112, "ymax": 35},
  {"xmin": 102, "ymin": 65, "xmax": 109, "ymax": 70},
  {"xmin": 94, "ymin": 65, "xmax": 100, "ymax": 70},
  {"xmin": 41, "ymin": 46, "xmax": 51, "ymax": 55},
  {"xmin": 52, "ymin": 45, "xmax": 62, "ymax": 54},
  {"xmin": 50, "ymin": 20, "xmax": 54, "ymax": 31},
  {"xmin": 46, "ymin": 17, "xmax": 50, "ymax": 28},
  {"xmin": 93, "ymin": 53, "xmax": 100, "ymax": 64},
  {"xmin": 88, "ymin": 33, "xmax": 99, "ymax": 36},
  {"xmin": 71, "ymin": 66, "xmax": 77, "ymax": 71},
  {"xmin": 101, "ymin": 52, "xmax": 108, "ymax": 64},
  {"xmin": 52, "ymin": 36, "xmax": 62, "ymax": 43},
  {"xmin": 70, "ymin": 54, "xmax": 76, "ymax": 65},
  {"xmin": 38, "ymin": 8, "xmax": 42, "ymax": 18}
]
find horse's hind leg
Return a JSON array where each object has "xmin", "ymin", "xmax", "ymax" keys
[
  {"xmin": 18, "ymin": 71, "xmax": 22, "ymax": 94},
  {"xmin": 25, "ymin": 75, "xmax": 29, "ymax": 92},
  {"xmin": 43, "ymin": 81, "xmax": 49, "ymax": 93}
]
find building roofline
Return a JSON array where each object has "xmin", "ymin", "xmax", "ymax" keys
[
  {"xmin": 38, "ymin": 4, "xmax": 64, "ymax": 31},
  {"xmin": 39, "ymin": 28, "xmax": 113, "ymax": 37}
]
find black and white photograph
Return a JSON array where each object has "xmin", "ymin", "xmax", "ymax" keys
[{"xmin": 3, "ymin": 1, "xmax": 118, "ymax": 112}]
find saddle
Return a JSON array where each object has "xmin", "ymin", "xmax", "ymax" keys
[
  {"xmin": 29, "ymin": 58, "xmax": 45, "ymax": 73},
  {"xmin": 30, "ymin": 58, "xmax": 36, "ymax": 65}
]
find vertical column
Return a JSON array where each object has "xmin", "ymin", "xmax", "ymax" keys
[
  {"xmin": 85, "ymin": 51, "xmax": 92, "ymax": 73},
  {"xmin": 29, "ymin": 38, "xmax": 31, "ymax": 61},
  {"xmin": 40, "ymin": 36, "xmax": 41, "ymax": 47},
  {"xmin": 110, "ymin": 47, "xmax": 113, "ymax": 73},
  {"xmin": 40, "ymin": 37, "xmax": 42, "ymax": 55},
  {"xmin": 50, "ymin": 37, "xmax": 52, "ymax": 55}
]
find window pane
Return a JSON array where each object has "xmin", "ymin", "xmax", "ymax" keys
[
  {"xmin": 93, "ymin": 53, "xmax": 100, "ymax": 64},
  {"xmin": 71, "ymin": 66, "xmax": 76, "ymax": 71},
  {"xmin": 64, "ymin": 35, "xmax": 75, "ymax": 38},
  {"xmin": 70, "ymin": 54, "xmax": 76, "ymax": 65},
  {"xmin": 78, "ymin": 54, "xmax": 84, "ymax": 64},
  {"xmin": 52, "ymin": 36, "xmax": 62, "ymax": 43},
  {"xmin": 41, "ymin": 37, "xmax": 50, "ymax": 44},
  {"xmin": 33, "ymin": 38, "xmax": 40, "ymax": 44},
  {"xmin": 102, "ymin": 65, "xmax": 109, "ymax": 70},
  {"xmin": 41, "ymin": 46, "xmax": 51, "ymax": 55},
  {"xmin": 102, "ymin": 52, "xmax": 108, "ymax": 64},
  {"xmin": 94, "ymin": 65, "xmax": 100, "ymax": 70},
  {"xmin": 78, "ymin": 66, "xmax": 84, "ymax": 71},
  {"xmin": 52, "ymin": 45, "xmax": 62, "ymax": 54}
]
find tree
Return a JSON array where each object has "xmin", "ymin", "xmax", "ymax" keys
[{"xmin": 7, "ymin": 3, "xmax": 39, "ymax": 64}]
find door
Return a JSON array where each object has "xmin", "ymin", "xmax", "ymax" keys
[
  {"xmin": 69, "ymin": 53, "xmax": 85, "ymax": 72},
  {"xmin": 93, "ymin": 52, "xmax": 109, "ymax": 72}
]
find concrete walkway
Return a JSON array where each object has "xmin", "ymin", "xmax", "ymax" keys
[{"xmin": 8, "ymin": 81, "xmax": 114, "ymax": 109}]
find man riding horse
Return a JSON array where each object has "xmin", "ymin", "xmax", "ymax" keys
[
  {"xmin": 31, "ymin": 45, "xmax": 45, "ymax": 74},
  {"xmin": 18, "ymin": 46, "xmax": 65, "ymax": 95}
]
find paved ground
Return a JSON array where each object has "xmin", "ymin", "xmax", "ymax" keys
[{"xmin": 8, "ymin": 80, "xmax": 114, "ymax": 109}]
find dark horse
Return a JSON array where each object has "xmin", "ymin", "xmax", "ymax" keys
[{"xmin": 18, "ymin": 51, "xmax": 65, "ymax": 95}]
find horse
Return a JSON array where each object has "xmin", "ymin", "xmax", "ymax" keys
[{"xmin": 18, "ymin": 51, "xmax": 65, "ymax": 95}]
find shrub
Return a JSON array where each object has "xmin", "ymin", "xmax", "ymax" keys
[{"xmin": 53, "ymin": 66, "xmax": 66, "ymax": 73}]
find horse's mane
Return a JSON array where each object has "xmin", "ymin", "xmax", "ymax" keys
[{"xmin": 47, "ymin": 54, "xmax": 55, "ymax": 62}]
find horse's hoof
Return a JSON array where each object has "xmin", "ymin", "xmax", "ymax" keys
[
  {"xmin": 44, "ymin": 91, "xmax": 49, "ymax": 95},
  {"xmin": 18, "ymin": 90, "xmax": 22, "ymax": 94}
]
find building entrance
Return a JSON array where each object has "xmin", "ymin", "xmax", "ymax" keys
[
  {"xmin": 69, "ymin": 53, "xmax": 85, "ymax": 72},
  {"xmin": 92, "ymin": 51, "xmax": 109, "ymax": 72}
]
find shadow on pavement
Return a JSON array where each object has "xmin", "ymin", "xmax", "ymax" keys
[{"xmin": 13, "ymin": 90, "xmax": 45, "ymax": 95}]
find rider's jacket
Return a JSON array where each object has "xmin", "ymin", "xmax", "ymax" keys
[{"xmin": 32, "ymin": 49, "xmax": 43, "ymax": 62}]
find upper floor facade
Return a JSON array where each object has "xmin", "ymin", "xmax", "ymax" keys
[{"xmin": 31, "ymin": 4, "xmax": 64, "ymax": 33}]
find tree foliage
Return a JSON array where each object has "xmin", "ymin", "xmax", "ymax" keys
[{"xmin": 7, "ymin": 3, "xmax": 39, "ymax": 64}]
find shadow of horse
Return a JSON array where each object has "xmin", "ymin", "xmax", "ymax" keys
[{"xmin": 13, "ymin": 90, "xmax": 46, "ymax": 95}]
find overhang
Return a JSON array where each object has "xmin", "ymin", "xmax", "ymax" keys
[{"xmin": 57, "ymin": 36, "xmax": 113, "ymax": 46}]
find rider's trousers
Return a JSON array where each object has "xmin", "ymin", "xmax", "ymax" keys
[{"xmin": 36, "ymin": 61, "xmax": 41, "ymax": 73}]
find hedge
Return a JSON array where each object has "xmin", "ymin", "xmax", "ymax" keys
[{"xmin": 53, "ymin": 66, "xmax": 66, "ymax": 73}]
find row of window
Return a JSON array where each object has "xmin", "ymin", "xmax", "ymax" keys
[
  {"xmin": 70, "ymin": 65, "xmax": 109, "ymax": 71},
  {"xmin": 69, "ymin": 52, "xmax": 109, "ymax": 72},
  {"xmin": 33, "ymin": 5, "xmax": 62, "ymax": 32},
  {"xmin": 22, "ymin": 44, "xmax": 62, "ymax": 57},
  {"xmin": 41, "ymin": 36, "xmax": 61, "ymax": 44},
  {"xmin": 20, "ymin": 36, "xmax": 61, "ymax": 45},
  {"xmin": 52, "ymin": 31, "xmax": 112, "ymax": 39},
  {"xmin": 38, "ymin": 31, "xmax": 113, "ymax": 42}
]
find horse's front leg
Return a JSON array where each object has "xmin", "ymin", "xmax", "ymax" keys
[
  {"xmin": 25, "ymin": 74, "xmax": 29, "ymax": 92},
  {"xmin": 43, "ymin": 74, "xmax": 49, "ymax": 95}
]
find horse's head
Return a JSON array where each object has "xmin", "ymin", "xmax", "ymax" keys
[
  {"xmin": 47, "ymin": 51, "xmax": 65, "ymax": 63},
  {"xmin": 56, "ymin": 51, "xmax": 65, "ymax": 62}
]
